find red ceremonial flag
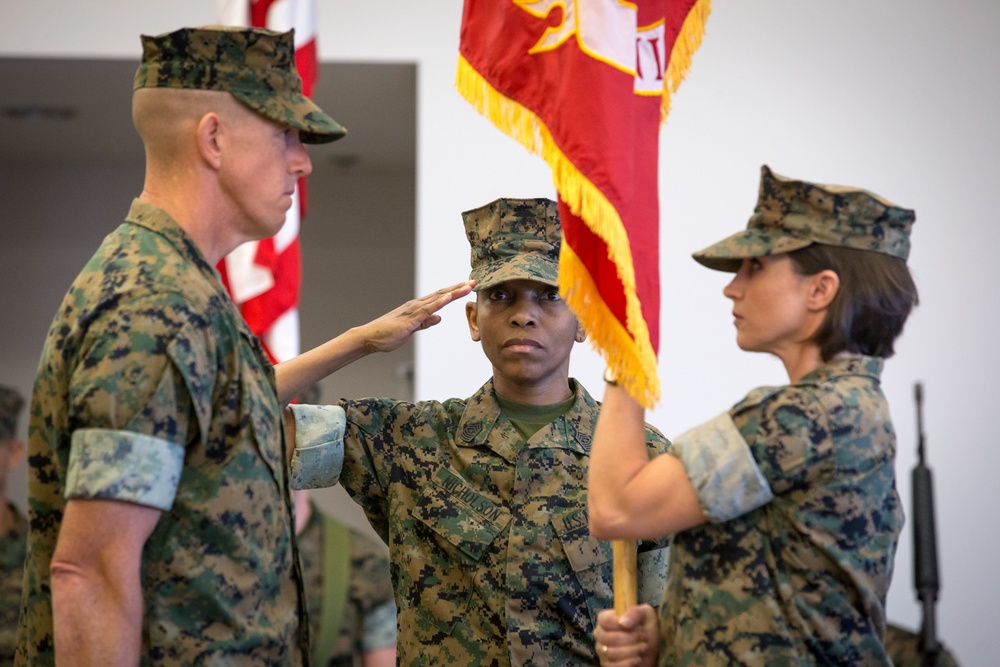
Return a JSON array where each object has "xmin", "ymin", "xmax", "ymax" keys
[
  {"xmin": 216, "ymin": 0, "xmax": 319, "ymax": 364},
  {"xmin": 457, "ymin": 0, "xmax": 711, "ymax": 407}
]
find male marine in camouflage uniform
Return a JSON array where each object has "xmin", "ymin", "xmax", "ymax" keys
[
  {"xmin": 0, "ymin": 385, "xmax": 27, "ymax": 663},
  {"xmin": 288, "ymin": 198, "xmax": 671, "ymax": 666},
  {"xmin": 15, "ymin": 26, "xmax": 346, "ymax": 666}
]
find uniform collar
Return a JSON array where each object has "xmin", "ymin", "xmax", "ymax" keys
[
  {"xmin": 455, "ymin": 378, "xmax": 598, "ymax": 462},
  {"xmin": 124, "ymin": 198, "xmax": 254, "ymax": 341},
  {"xmin": 800, "ymin": 354, "xmax": 883, "ymax": 385},
  {"xmin": 125, "ymin": 198, "xmax": 220, "ymax": 284}
]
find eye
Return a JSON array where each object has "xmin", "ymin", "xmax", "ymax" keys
[
  {"xmin": 487, "ymin": 287, "xmax": 511, "ymax": 301},
  {"xmin": 542, "ymin": 288, "xmax": 562, "ymax": 301},
  {"xmin": 748, "ymin": 258, "xmax": 763, "ymax": 273}
]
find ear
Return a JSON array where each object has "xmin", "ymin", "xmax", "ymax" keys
[
  {"xmin": 466, "ymin": 300, "xmax": 481, "ymax": 342},
  {"xmin": 807, "ymin": 269, "xmax": 840, "ymax": 311},
  {"xmin": 574, "ymin": 322, "xmax": 587, "ymax": 343},
  {"xmin": 195, "ymin": 112, "xmax": 223, "ymax": 170}
]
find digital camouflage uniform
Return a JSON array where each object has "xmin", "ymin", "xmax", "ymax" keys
[
  {"xmin": 0, "ymin": 503, "xmax": 27, "ymax": 663},
  {"xmin": 298, "ymin": 501, "xmax": 397, "ymax": 666},
  {"xmin": 16, "ymin": 200, "xmax": 307, "ymax": 666},
  {"xmin": 660, "ymin": 356, "xmax": 902, "ymax": 665},
  {"xmin": 18, "ymin": 24, "xmax": 348, "ymax": 666},
  {"xmin": 657, "ymin": 166, "xmax": 917, "ymax": 665},
  {"xmin": 291, "ymin": 380, "xmax": 670, "ymax": 666}
]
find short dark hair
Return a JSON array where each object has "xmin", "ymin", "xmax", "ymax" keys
[{"xmin": 788, "ymin": 244, "xmax": 918, "ymax": 361}]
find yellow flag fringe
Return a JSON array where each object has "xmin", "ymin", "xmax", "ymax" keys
[
  {"xmin": 661, "ymin": 0, "xmax": 712, "ymax": 122},
  {"xmin": 560, "ymin": 244, "xmax": 661, "ymax": 405},
  {"xmin": 456, "ymin": 56, "xmax": 661, "ymax": 406}
]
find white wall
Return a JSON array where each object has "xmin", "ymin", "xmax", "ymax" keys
[{"xmin": 2, "ymin": 1, "xmax": 997, "ymax": 662}]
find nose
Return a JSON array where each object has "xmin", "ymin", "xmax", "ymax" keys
[
  {"xmin": 289, "ymin": 133, "xmax": 312, "ymax": 178},
  {"xmin": 723, "ymin": 270, "xmax": 744, "ymax": 301},
  {"xmin": 508, "ymin": 296, "xmax": 538, "ymax": 328}
]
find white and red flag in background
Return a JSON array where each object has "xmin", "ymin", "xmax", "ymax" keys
[{"xmin": 216, "ymin": 0, "xmax": 319, "ymax": 364}]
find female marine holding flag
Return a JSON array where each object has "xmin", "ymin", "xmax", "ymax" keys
[{"xmin": 588, "ymin": 166, "xmax": 919, "ymax": 666}]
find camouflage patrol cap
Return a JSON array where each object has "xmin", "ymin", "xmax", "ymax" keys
[
  {"xmin": 134, "ymin": 25, "xmax": 345, "ymax": 144},
  {"xmin": 464, "ymin": 197, "xmax": 561, "ymax": 291},
  {"xmin": 693, "ymin": 165, "xmax": 915, "ymax": 272},
  {"xmin": 0, "ymin": 384, "xmax": 24, "ymax": 442}
]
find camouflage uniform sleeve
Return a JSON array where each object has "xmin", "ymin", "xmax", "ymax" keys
[
  {"xmin": 350, "ymin": 529, "xmax": 396, "ymax": 652},
  {"xmin": 289, "ymin": 403, "xmax": 346, "ymax": 489},
  {"xmin": 670, "ymin": 410, "xmax": 775, "ymax": 523},
  {"xmin": 732, "ymin": 385, "xmax": 834, "ymax": 495},
  {"xmin": 63, "ymin": 294, "xmax": 210, "ymax": 510},
  {"xmin": 336, "ymin": 397, "xmax": 416, "ymax": 543}
]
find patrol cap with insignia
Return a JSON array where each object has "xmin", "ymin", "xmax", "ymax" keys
[
  {"xmin": 693, "ymin": 165, "xmax": 915, "ymax": 272},
  {"xmin": 0, "ymin": 384, "xmax": 24, "ymax": 442},
  {"xmin": 134, "ymin": 25, "xmax": 346, "ymax": 144},
  {"xmin": 464, "ymin": 197, "xmax": 561, "ymax": 291}
]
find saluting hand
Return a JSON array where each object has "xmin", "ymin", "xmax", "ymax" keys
[
  {"xmin": 354, "ymin": 280, "xmax": 475, "ymax": 353},
  {"xmin": 275, "ymin": 280, "xmax": 475, "ymax": 405}
]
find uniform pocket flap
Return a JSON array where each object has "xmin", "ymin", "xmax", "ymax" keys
[{"xmin": 410, "ymin": 468, "xmax": 511, "ymax": 560}]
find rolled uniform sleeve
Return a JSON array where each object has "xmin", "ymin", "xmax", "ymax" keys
[
  {"xmin": 66, "ymin": 429, "xmax": 183, "ymax": 511},
  {"xmin": 361, "ymin": 601, "xmax": 397, "ymax": 652},
  {"xmin": 670, "ymin": 411, "xmax": 775, "ymax": 523},
  {"xmin": 288, "ymin": 403, "xmax": 346, "ymax": 489}
]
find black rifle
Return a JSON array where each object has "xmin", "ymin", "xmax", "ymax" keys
[{"xmin": 912, "ymin": 382, "xmax": 941, "ymax": 666}]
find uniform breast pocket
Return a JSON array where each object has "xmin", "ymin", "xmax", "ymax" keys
[
  {"xmin": 405, "ymin": 472, "xmax": 511, "ymax": 633},
  {"xmin": 552, "ymin": 507, "xmax": 614, "ymax": 625}
]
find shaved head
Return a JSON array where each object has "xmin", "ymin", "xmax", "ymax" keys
[{"xmin": 133, "ymin": 88, "xmax": 251, "ymax": 168}]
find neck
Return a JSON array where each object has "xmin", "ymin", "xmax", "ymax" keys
[
  {"xmin": 139, "ymin": 172, "xmax": 245, "ymax": 265},
  {"xmin": 779, "ymin": 344, "xmax": 826, "ymax": 383},
  {"xmin": 492, "ymin": 375, "xmax": 574, "ymax": 406}
]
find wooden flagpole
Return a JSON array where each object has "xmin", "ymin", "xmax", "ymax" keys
[{"xmin": 613, "ymin": 539, "xmax": 637, "ymax": 614}]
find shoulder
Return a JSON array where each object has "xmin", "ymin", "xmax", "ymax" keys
[
  {"xmin": 339, "ymin": 396, "xmax": 449, "ymax": 425},
  {"xmin": 63, "ymin": 227, "xmax": 229, "ymax": 346},
  {"xmin": 728, "ymin": 382, "xmax": 834, "ymax": 465},
  {"xmin": 731, "ymin": 380, "xmax": 832, "ymax": 424},
  {"xmin": 732, "ymin": 361, "xmax": 885, "ymax": 431}
]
